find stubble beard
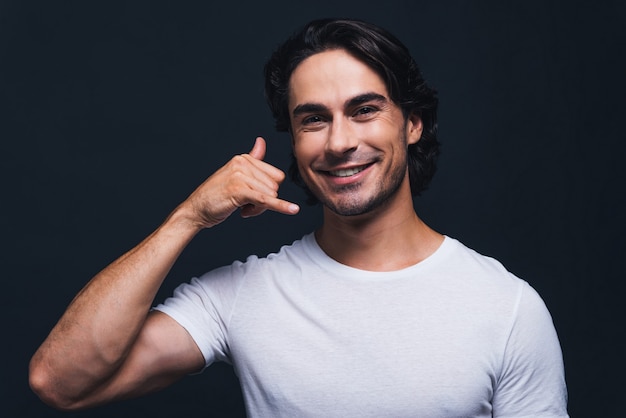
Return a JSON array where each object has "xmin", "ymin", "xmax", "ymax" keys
[
  {"xmin": 305, "ymin": 143, "xmax": 410, "ymax": 217},
  {"xmin": 323, "ymin": 164, "xmax": 407, "ymax": 216}
]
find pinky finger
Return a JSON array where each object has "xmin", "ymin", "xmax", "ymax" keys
[
  {"xmin": 240, "ymin": 203, "xmax": 266, "ymax": 218},
  {"xmin": 240, "ymin": 198, "xmax": 300, "ymax": 218}
]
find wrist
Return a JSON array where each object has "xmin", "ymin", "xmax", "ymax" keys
[{"xmin": 162, "ymin": 203, "xmax": 206, "ymax": 238}]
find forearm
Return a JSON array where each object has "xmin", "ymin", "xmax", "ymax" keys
[
  {"xmin": 30, "ymin": 205, "xmax": 200, "ymax": 404},
  {"xmin": 30, "ymin": 138, "xmax": 298, "ymax": 409}
]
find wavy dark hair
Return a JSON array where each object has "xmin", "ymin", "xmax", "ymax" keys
[{"xmin": 264, "ymin": 18, "xmax": 439, "ymax": 203}]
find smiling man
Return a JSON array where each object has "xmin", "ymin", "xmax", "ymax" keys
[
  {"xmin": 30, "ymin": 19, "xmax": 568, "ymax": 417},
  {"xmin": 289, "ymin": 50, "xmax": 421, "ymax": 219}
]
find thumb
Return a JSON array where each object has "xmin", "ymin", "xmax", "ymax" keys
[{"xmin": 249, "ymin": 137, "xmax": 266, "ymax": 160}]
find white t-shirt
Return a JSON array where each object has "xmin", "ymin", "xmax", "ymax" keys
[{"xmin": 155, "ymin": 234, "xmax": 568, "ymax": 417}]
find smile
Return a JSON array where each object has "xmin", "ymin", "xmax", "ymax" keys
[{"xmin": 327, "ymin": 164, "xmax": 371, "ymax": 177}]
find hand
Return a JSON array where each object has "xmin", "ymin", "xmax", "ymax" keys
[{"xmin": 180, "ymin": 137, "xmax": 299, "ymax": 229}]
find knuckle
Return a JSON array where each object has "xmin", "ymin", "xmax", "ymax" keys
[
  {"xmin": 256, "ymin": 194, "xmax": 269, "ymax": 206},
  {"xmin": 275, "ymin": 169, "xmax": 286, "ymax": 182},
  {"xmin": 230, "ymin": 170, "xmax": 245, "ymax": 183},
  {"xmin": 231, "ymin": 154, "xmax": 248, "ymax": 168}
]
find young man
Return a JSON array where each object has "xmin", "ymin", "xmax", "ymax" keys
[{"xmin": 30, "ymin": 19, "xmax": 568, "ymax": 417}]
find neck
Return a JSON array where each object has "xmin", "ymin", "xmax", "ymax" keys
[{"xmin": 315, "ymin": 183, "xmax": 443, "ymax": 272}]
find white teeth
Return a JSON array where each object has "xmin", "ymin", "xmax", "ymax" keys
[{"xmin": 329, "ymin": 166, "xmax": 366, "ymax": 177}]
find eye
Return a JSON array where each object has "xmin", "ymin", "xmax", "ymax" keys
[
  {"xmin": 354, "ymin": 106, "xmax": 378, "ymax": 118},
  {"xmin": 296, "ymin": 114, "xmax": 327, "ymax": 132},
  {"xmin": 302, "ymin": 115, "xmax": 322, "ymax": 125},
  {"xmin": 303, "ymin": 115, "xmax": 323, "ymax": 124}
]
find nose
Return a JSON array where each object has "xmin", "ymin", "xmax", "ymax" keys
[{"xmin": 325, "ymin": 117, "xmax": 358, "ymax": 156}]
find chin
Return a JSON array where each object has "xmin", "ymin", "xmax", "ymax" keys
[{"xmin": 322, "ymin": 192, "xmax": 394, "ymax": 217}]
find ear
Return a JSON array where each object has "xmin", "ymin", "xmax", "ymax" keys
[{"xmin": 406, "ymin": 113, "xmax": 423, "ymax": 145}]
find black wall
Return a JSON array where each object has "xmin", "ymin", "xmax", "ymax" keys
[{"xmin": 2, "ymin": 1, "xmax": 624, "ymax": 416}]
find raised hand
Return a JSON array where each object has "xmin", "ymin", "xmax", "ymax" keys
[
  {"xmin": 179, "ymin": 137, "xmax": 300, "ymax": 229},
  {"xmin": 29, "ymin": 138, "xmax": 300, "ymax": 410}
]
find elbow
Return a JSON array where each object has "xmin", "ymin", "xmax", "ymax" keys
[{"xmin": 29, "ymin": 356, "xmax": 82, "ymax": 411}]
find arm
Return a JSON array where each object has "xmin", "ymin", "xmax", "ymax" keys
[
  {"xmin": 492, "ymin": 282, "xmax": 569, "ymax": 417},
  {"xmin": 29, "ymin": 137, "xmax": 298, "ymax": 410}
]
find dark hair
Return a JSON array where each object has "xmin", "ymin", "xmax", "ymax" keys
[{"xmin": 264, "ymin": 18, "xmax": 439, "ymax": 203}]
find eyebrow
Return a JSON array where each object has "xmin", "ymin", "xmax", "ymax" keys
[
  {"xmin": 292, "ymin": 103, "xmax": 328, "ymax": 118},
  {"xmin": 291, "ymin": 92, "xmax": 389, "ymax": 118},
  {"xmin": 346, "ymin": 92, "xmax": 388, "ymax": 108}
]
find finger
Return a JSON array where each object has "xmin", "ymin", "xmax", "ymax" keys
[
  {"xmin": 237, "ymin": 171, "xmax": 282, "ymax": 200},
  {"xmin": 241, "ymin": 202, "xmax": 299, "ymax": 218},
  {"xmin": 240, "ymin": 195, "xmax": 300, "ymax": 218},
  {"xmin": 239, "ymin": 153, "xmax": 286, "ymax": 184},
  {"xmin": 248, "ymin": 137, "xmax": 266, "ymax": 161},
  {"xmin": 240, "ymin": 203, "xmax": 266, "ymax": 218}
]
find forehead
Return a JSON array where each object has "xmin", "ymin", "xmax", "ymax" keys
[{"xmin": 287, "ymin": 49, "xmax": 389, "ymax": 110}]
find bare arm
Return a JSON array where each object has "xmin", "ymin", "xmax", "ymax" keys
[{"xmin": 29, "ymin": 137, "xmax": 298, "ymax": 410}]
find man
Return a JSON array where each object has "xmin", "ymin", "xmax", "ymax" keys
[{"xmin": 30, "ymin": 19, "xmax": 568, "ymax": 417}]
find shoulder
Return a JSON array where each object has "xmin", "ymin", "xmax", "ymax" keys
[
  {"xmin": 436, "ymin": 236, "xmax": 524, "ymax": 291},
  {"xmin": 236, "ymin": 233, "xmax": 314, "ymax": 273},
  {"xmin": 188, "ymin": 233, "xmax": 315, "ymax": 290},
  {"xmin": 442, "ymin": 237, "xmax": 511, "ymax": 274}
]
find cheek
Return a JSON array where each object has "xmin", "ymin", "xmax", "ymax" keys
[
  {"xmin": 292, "ymin": 144, "xmax": 315, "ymax": 179},
  {"xmin": 354, "ymin": 117, "xmax": 401, "ymax": 141},
  {"xmin": 293, "ymin": 135, "xmax": 324, "ymax": 163},
  {"xmin": 292, "ymin": 142, "xmax": 307, "ymax": 164}
]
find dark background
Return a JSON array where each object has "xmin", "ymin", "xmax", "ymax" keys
[{"xmin": 2, "ymin": 1, "xmax": 624, "ymax": 417}]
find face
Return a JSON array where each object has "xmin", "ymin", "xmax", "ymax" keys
[{"xmin": 288, "ymin": 49, "xmax": 423, "ymax": 217}]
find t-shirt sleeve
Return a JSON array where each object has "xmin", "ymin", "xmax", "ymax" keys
[
  {"xmin": 492, "ymin": 280, "xmax": 569, "ymax": 417},
  {"xmin": 153, "ymin": 261, "xmax": 248, "ymax": 369}
]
